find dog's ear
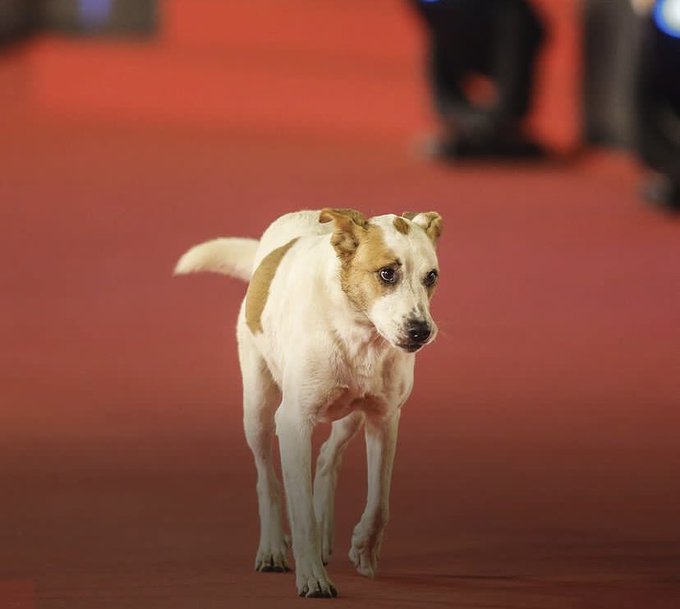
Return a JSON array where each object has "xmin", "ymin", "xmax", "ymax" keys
[
  {"xmin": 319, "ymin": 208, "xmax": 369, "ymax": 257},
  {"xmin": 402, "ymin": 211, "xmax": 442, "ymax": 244}
]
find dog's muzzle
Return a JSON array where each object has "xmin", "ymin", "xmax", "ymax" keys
[{"xmin": 398, "ymin": 319, "xmax": 432, "ymax": 352}]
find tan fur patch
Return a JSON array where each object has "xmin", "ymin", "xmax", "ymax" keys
[
  {"xmin": 321, "ymin": 209, "xmax": 400, "ymax": 314},
  {"xmin": 320, "ymin": 208, "xmax": 370, "ymax": 259},
  {"xmin": 401, "ymin": 211, "xmax": 442, "ymax": 243},
  {"xmin": 338, "ymin": 224, "xmax": 399, "ymax": 314},
  {"xmin": 393, "ymin": 216, "xmax": 410, "ymax": 235},
  {"xmin": 423, "ymin": 212, "xmax": 443, "ymax": 242},
  {"xmin": 246, "ymin": 238, "xmax": 298, "ymax": 333},
  {"xmin": 319, "ymin": 208, "xmax": 369, "ymax": 229}
]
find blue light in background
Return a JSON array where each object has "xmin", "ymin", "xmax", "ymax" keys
[
  {"xmin": 78, "ymin": 0, "xmax": 113, "ymax": 29},
  {"xmin": 654, "ymin": 0, "xmax": 680, "ymax": 39}
]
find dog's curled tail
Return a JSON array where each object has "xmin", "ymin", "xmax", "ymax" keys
[{"xmin": 174, "ymin": 238, "xmax": 259, "ymax": 282}]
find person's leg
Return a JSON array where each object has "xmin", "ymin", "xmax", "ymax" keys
[
  {"xmin": 453, "ymin": 0, "xmax": 548, "ymax": 158},
  {"xmin": 411, "ymin": 0, "xmax": 546, "ymax": 159},
  {"xmin": 491, "ymin": 0, "xmax": 545, "ymax": 126},
  {"xmin": 634, "ymin": 16, "xmax": 680, "ymax": 210},
  {"xmin": 410, "ymin": 0, "xmax": 498, "ymax": 157},
  {"xmin": 427, "ymin": 40, "xmax": 469, "ymax": 123}
]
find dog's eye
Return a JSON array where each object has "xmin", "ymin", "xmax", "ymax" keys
[
  {"xmin": 424, "ymin": 270, "xmax": 438, "ymax": 287},
  {"xmin": 378, "ymin": 267, "xmax": 398, "ymax": 284}
]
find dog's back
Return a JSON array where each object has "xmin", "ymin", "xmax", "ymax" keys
[
  {"xmin": 254, "ymin": 210, "xmax": 332, "ymax": 267},
  {"xmin": 174, "ymin": 210, "xmax": 330, "ymax": 282}
]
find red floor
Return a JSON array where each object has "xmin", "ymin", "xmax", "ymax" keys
[{"xmin": 1, "ymin": 5, "xmax": 680, "ymax": 607}]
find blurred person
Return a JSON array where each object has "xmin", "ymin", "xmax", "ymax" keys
[
  {"xmin": 409, "ymin": 0, "xmax": 546, "ymax": 160},
  {"xmin": 0, "ymin": 0, "xmax": 39, "ymax": 45},
  {"xmin": 632, "ymin": 0, "xmax": 680, "ymax": 211},
  {"xmin": 583, "ymin": 0, "xmax": 640, "ymax": 147}
]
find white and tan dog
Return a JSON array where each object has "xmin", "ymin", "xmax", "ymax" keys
[{"xmin": 175, "ymin": 208, "xmax": 442, "ymax": 598}]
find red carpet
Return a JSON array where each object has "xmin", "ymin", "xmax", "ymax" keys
[{"xmin": 1, "ymin": 1, "xmax": 679, "ymax": 607}]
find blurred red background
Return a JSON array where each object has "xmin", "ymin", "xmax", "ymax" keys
[
  {"xmin": 24, "ymin": 0, "xmax": 580, "ymax": 147},
  {"xmin": 1, "ymin": 1, "xmax": 679, "ymax": 608}
]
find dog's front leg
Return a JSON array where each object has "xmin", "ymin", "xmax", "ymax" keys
[
  {"xmin": 314, "ymin": 411, "xmax": 365, "ymax": 565},
  {"xmin": 275, "ymin": 401, "xmax": 337, "ymax": 598},
  {"xmin": 349, "ymin": 409, "xmax": 401, "ymax": 578}
]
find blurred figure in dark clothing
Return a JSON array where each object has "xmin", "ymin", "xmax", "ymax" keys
[
  {"xmin": 410, "ymin": 0, "xmax": 546, "ymax": 160},
  {"xmin": 582, "ymin": 0, "xmax": 640, "ymax": 148},
  {"xmin": 0, "ymin": 0, "xmax": 39, "ymax": 46},
  {"xmin": 632, "ymin": 0, "xmax": 680, "ymax": 211}
]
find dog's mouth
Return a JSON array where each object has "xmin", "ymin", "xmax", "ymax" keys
[
  {"xmin": 374, "ymin": 325, "xmax": 434, "ymax": 354},
  {"xmin": 395, "ymin": 321, "xmax": 435, "ymax": 353},
  {"xmin": 396, "ymin": 341, "xmax": 426, "ymax": 353}
]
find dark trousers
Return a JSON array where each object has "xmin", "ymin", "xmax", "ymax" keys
[
  {"xmin": 0, "ymin": 0, "xmax": 40, "ymax": 45},
  {"xmin": 411, "ymin": 0, "xmax": 544, "ymax": 133},
  {"xmin": 634, "ymin": 16, "xmax": 680, "ymax": 184}
]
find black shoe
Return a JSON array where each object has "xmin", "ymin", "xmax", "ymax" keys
[
  {"xmin": 641, "ymin": 175, "xmax": 680, "ymax": 213},
  {"xmin": 423, "ymin": 132, "xmax": 547, "ymax": 161}
]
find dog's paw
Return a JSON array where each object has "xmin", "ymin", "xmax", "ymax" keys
[
  {"xmin": 349, "ymin": 523, "xmax": 384, "ymax": 578},
  {"xmin": 255, "ymin": 552, "xmax": 291, "ymax": 573},
  {"xmin": 348, "ymin": 543, "xmax": 378, "ymax": 578},
  {"xmin": 255, "ymin": 537, "xmax": 291, "ymax": 573},
  {"xmin": 295, "ymin": 561, "xmax": 338, "ymax": 598},
  {"xmin": 298, "ymin": 577, "xmax": 337, "ymax": 598}
]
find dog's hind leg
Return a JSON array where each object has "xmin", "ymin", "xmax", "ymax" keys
[
  {"xmin": 349, "ymin": 410, "xmax": 401, "ymax": 578},
  {"xmin": 313, "ymin": 411, "xmax": 365, "ymax": 565},
  {"xmin": 238, "ymin": 328, "xmax": 289, "ymax": 573}
]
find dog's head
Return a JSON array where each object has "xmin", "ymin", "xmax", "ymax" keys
[{"xmin": 320, "ymin": 208, "xmax": 442, "ymax": 353}]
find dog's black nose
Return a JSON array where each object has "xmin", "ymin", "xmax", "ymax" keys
[{"xmin": 407, "ymin": 320, "xmax": 431, "ymax": 344}]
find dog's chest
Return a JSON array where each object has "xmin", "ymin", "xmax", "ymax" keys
[
  {"xmin": 348, "ymin": 350, "xmax": 384, "ymax": 395},
  {"xmin": 335, "ymin": 336, "xmax": 407, "ymax": 405}
]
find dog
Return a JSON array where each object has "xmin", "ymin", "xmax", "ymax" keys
[{"xmin": 175, "ymin": 208, "xmax": 442, "ymax": 598}]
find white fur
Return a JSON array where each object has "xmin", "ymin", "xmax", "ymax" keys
[
  {"xmin": 176, "ymin": 210, "xmax": 440, "ymax": 597},
  {"xmin": 174, "ymin": 237, "xmax": 259, "ymax": 281}
]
